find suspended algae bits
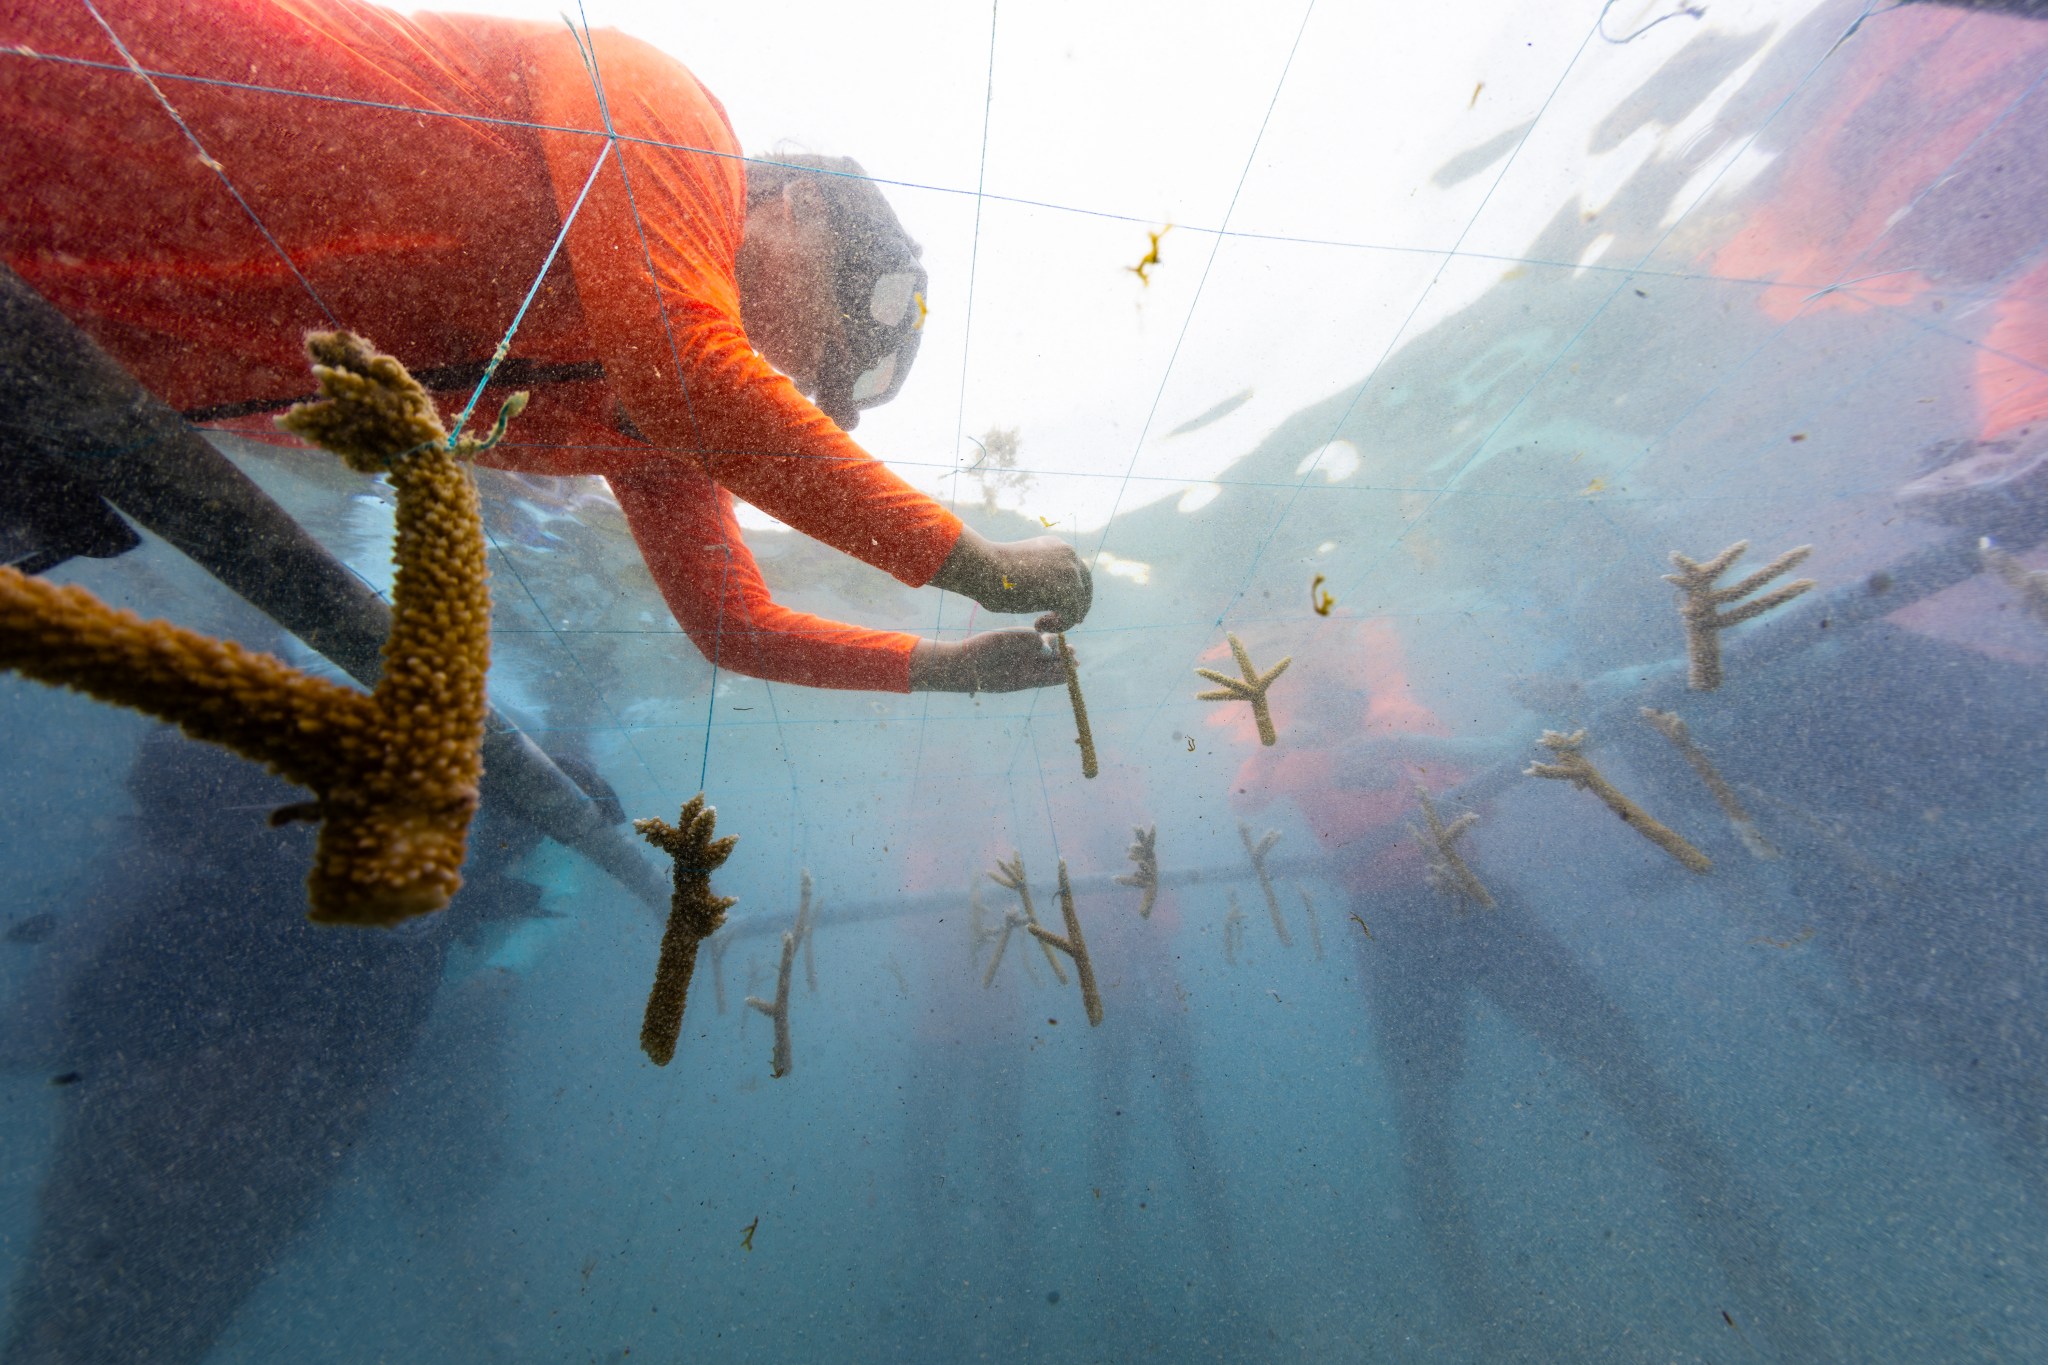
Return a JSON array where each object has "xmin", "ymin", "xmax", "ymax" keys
[{"xmin": 6, "ymin": 2, "xmax": 2048, "ymax": 1361}]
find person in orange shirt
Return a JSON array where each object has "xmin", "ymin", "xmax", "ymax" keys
[{"xmin": 0, "ymin": 0, "xmax": 1088, "ymax": 695}]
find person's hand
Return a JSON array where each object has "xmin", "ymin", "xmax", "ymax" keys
[
  {"xmin": 909, "ymin": 630, "xmax": 1067, "ymax": 693},
  {"xmin": 929, "ymin": 527, "xmax": 1093, "ymax": 631}
]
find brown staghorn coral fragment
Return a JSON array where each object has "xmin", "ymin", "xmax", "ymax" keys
[
  {"xmin": 1056, "ymin": 633, "xmax": 1099, "ymax": 779},
  {"xmin": 1239, "ymin": 823, "xmax": 1293, "ymax": 945},
  {"xmin": 0, "ymin": 331, "xmax": 510, "ymax": 926},
  {"xmin": 1114, "ymin": 824, "xmax": 1159, "ymax": 918},
  {"xmin": 1025, "ymin": 859, "xmax": 1103, "ymax": 1026},
  {"xmin": 705, "ymin": 928, "xmax": 733, "ymax": 1015},
  {"xmin": 981, "ymin": 907, "xmax": 1026, "ymax": 989},
  {"xmin": 1298, "ymin": 886, "xmax": 1325, "ymax": 960},
  {"xmin": 1411, "ymin": 787, "xmax": 1495, "ymax": 910},
  {"xmin": 1979, "ymin": 537, "xmax": 2048, "ymax": 627},
  {"xmin": 1640, "ymin": 708, "xmax": 1780, "ymax": 859},
  {"xmin": 1222, "ymin": 892, "xmax": 1247, "ymax": 966},
  {"xmin": 1663, "ymin": 540, "xmax": 1814, "ymax": 690},
  {"xmin": 1526, "ymin": 729, "xmax": 1711, "ymax": 874},
  {"xmin": 1196, "ymin": 633, "xmax": 1291, "ymax": 746},
  {"xmin": 991, "ymin": 852, "xmax": 1066, "ymax": 984},
  {"xmin": 746, "ymin": 931, "xmax": 796, "ymax": 1078},
  {"xmin": 793, "ymin": 869, "xmax": 821, "ymax": 994},
  {"xmin": 635, "ymin": 793, "xmax": 739, "ymax": 1066}
]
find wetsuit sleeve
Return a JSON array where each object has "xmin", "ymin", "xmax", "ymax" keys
[
  {"xmin": 608, "ymin": 458, "xmax": 921, "ymax": 693},
  {"xmin": 520, "ymin": 30, "xmax": 962, "ymax": 588}
]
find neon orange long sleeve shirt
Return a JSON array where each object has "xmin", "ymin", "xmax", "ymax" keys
[{"xmin": 0, "ymin": 0, "xmax": 962, "ymax": 692}]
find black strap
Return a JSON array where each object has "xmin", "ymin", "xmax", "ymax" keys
[{"xmin": 178, "ymin": 357, "xmax": 606, "ymax": 423}]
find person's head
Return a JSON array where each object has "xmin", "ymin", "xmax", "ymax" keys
[{"xmin": 737, "ymin": 154, "xmax": 928, "ymax": 430}]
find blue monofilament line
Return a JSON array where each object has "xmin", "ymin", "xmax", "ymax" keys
[{"xmin": 449, "ymin": 146, "xmax": 610, "ymax": 446}]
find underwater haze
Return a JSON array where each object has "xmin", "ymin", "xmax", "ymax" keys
[{"xmin": 5, "ymin": 0, "xmax": 2048, "ymax": 1360}]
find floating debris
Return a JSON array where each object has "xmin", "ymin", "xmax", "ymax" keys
[
  {"xmin": 1311, "ymin": 575, "xmax": 1336, "ymax": 616},
  {"xmin": 1125, "ymin": 223, "xmax": 1171, "ymax": 285}
]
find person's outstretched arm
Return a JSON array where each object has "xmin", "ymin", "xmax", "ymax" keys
[
  {"xmin": 609, "ymin": 460, "xmax": 1062, "ymax": 692},
  {"xmin": 521, "ymin": 31, "xmax": 1089, "ymax": 633}
]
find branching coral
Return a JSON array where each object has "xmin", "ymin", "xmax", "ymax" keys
[
  {"xmin": 1640, "ymin": 708, "xmax": 1779, "ymax": 860},
  {"xmin": 1222, "ymin": 892, "xmax": 1247, "ymax": 966},
  {"xmin": 990, "ymin": 852, "xmax": 1067, "ymax": 984},
  {"xmin": 1664, "ymin": 540, "xmax": 1814, "ymax": 690},
  {"xmin": 705, "ymin": 927, "xmax": 733, "ymax": 1015},
  {"xmin": 1298, "ymin": 886, "xmax": 1325, "ymax": 959},
  {"xmin": 746, "ymin": 931, "xmax": 796, "ymax": 1078},
  {"xmin": 1239, "ymin": 823, "xmax": 1293, "ymax": 946},
  {"xmin": 1412, "ymin": 787, "xmax": 1494, "ymax": 910},
  {"xmin": 635, "ymin": 793, "xmax": 739, "ymax": 1066},
  {"xmin": 1196, "ymin": 633, "xmax": 1291, "ymax": 746},
  {"xmin": 793, "ymin": 869, "xmax": 821, "ymax": 995},
  {"xmin": 1115, "ymin": 824, "xmax": 1159, "ymax": 918},
  {"xmin": 1056, "ymin": 633, "xmax": 1099, "ymax": 779},
  {"xmin": 1526, "ymin": 729, "xmax": 1711, "ymax": 874},
  {"xmin": 0, "ymin": 331, "xmax": 512, "ymax": 926},
  {"xmin": 980, "ymin": 906, "xmax": 1028, "ymax": 989},
  {"xmin": 1980, "ymin": 537, "xmax": 2048, "ymax": 627},
  {"xmin": 1025, "ymin": 859, "xmax": 1103, "ymax": 1026}
]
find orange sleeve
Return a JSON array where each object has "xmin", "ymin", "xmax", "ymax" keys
[
  {"xmin": 1977, "ymin": 256, "xmax": 2048, "ymax": 444},
  {"xmin": 519, "ymin": 28, "xmax": 962, "ymax": 588},
  {"xmin": 608, "ymin": 458, "xmax": 921, "ymax": 693}
]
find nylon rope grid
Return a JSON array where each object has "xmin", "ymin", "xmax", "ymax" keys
[
  {"xmin": 1097, "ymin": 2, "xmax": 1616, "ymax": 758},
  {"xmin": 71, "ymin": 0, "xmax": 658, "ymax": 817},
  {"xmin": 558, "ymin": 15, "xmax": 816, "ymax": 1336},
  {"xmin": 910, "ymin": 0, "xmax": 1003, "ymax": 795},
  {"xmin": 74, "ymin": 0, "xmax": 663, "ymax": 834},
  {"xmin": 77, "ymin": 0, "xmax": 338, "ymax": 331},
  {"xmin": 6, "ymin": 44, "xmax": 1993, "ymax": 306},
  {"xmin": 560, "ymin": 8, "xmax": 780, "ymax": 807},
  {"xmin": 1111, "ymin": 0, "xmax": 1906, "ymax": 766},
  {"xmin": 1250, "ymin": 0, "xmax": 1895, "ymax": 625},
  {"xmin": 998, "ymin": 0, "xmax": 1319, "ymax": 792}
]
